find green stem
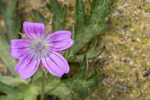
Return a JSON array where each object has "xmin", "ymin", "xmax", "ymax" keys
[{"xmin": 41, "ymin": 69, "xmax": 45, "ymax": 100}]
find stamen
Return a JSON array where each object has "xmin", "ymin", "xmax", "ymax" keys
[{"xmin": 30, "ymin": 39, "xmax": 51, "ymax": 58}]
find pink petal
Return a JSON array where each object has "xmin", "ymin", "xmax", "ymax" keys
[
  {"xmin": 52, "ymin": 39, "xmax": 74, "ymax": 51},
  {"xmin": 15, "ymin": 55, "xmax": 40, "ymax": 79},
  {"xmin": 42, "ymin": 51, "xmax": 70, "ymax": 77},
  {"xmin": 23, "ymin": 22, "xmax": 45, "ymax": 39},
  {"xmin": 47, "ymin": 30, "xmax": 71, "ymax": 41},
  {"xmin": 46, "ymin": 30, "xmax": 74, "ymax": 51},
  {"xmin": 10, "ymin": 39, "xmax": 31, "ymax": 58}
]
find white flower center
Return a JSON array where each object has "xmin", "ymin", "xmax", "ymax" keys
[{"xmin": 30, "ymin": 39, "xmax": 51, "ymax": 58}]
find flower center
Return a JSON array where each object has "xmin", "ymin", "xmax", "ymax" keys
[
  {"xmin": 35, "ymin": 42, "xmax": 45, "ymax": 53},
  {"xmin": 30, "ymin": 39, "xmax": 50, "ymax": 58}
]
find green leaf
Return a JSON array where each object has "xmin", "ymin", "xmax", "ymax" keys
[
  {"xmin": 0, "ymin": 35, "xmax": 17, "ymax": 76},
  {"xmin": 89, "ymin": 0, "xmax": 112, "ymax": 24},
  {"xmin": 69, "ymin": 54, "xmax": 84, "ymax": 62},
  {"xmin": 0, "ymin": 0, "xmax": 6, "ymax": 15},
  {"xmin": 0, "ymin": 82, "xmax": 14, "ymax": 94},
  {"xmin": 90, "ymin": 0, "xmax": 99, "ymax": 15},
  {"xmin": 0, "ymin": 84, "xmax": 40, "ymax": 100},
  {"xmin": 47, "ymin": 0, "xmax": 62, "ymax": 16},
  {"xmin": 0, "ymin": 26, "xmax": 2, "ymax": 33},
  {"xmin": 0, "ymin": 28, "xmax": 9, "ymax": 43},
  {"xmin": 71, "ymin": 0, "xmax": 112, "ymax": 54},
  {"xmin": 32, "ymin": 68, "xmax": 43, "ymax": 81},
  {"xmin": 4, "ymin": 0, "xmax": 20, "ymax": 40},
  {"xmin": 87, "ymin": 44, "xmax": 105, "ymax": 59},
  {"xmin": 0, "ymin": 76, "xmax": 27, "ymax": 87},
  {"xmin": 34, "ymin": 76, "xmax": 75, "ymax": 100},
  {"xmin": 87, "ymin": 73, "xmax": 104, "ymax": 93},
  {"xmin": 32, "ymin": 10, "xmax": 49, "ymax": 24},
  {"xmin": 71, "ymin": 22, "xmax": 109, "ymax": 54},
  {"xmin": 73, "ymin": 56, "xmax": 88, "ymax": 79},
  {"xmin": 47, "ymin": 82, "xmax": 75, "ymax": 100},
  {"xmin": 65, "ymin": 56, "xmax": 104, "ymax": 99},
  {"xmin": 46, "ymin": 77, "xmax": 75, "ymax": 100},
  {"xmin": 69, "ymin": 46, "xmax": 105, "ymax": 62},
  {"xmin": 47, "ymin": 0, "xmax": 67, "ymax": 31},
  {"xmin": 65, "ymin": 73, "xmax": 104, "ymax": 99},
  {"xmin": 75, "ymin": 0, "xmax": 86, "ymax": 34}
]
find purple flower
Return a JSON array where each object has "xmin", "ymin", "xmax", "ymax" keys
[{"xmin": 10, "ymin": 22, "xmax": 74, "ymax": 79}]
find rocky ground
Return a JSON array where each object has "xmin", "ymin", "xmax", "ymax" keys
[{"xmin": 88, "ymin": 0, "xmax": 150, "ymax": 100}]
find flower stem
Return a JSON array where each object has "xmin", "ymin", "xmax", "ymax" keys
[{"xmin": 41, "ymin": 68, "xmax": 45, "ymax": 100}]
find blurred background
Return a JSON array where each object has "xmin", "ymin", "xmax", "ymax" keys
[{"xmin": 0, "ymin": 0, "xmax": 150, "ymax": 100}]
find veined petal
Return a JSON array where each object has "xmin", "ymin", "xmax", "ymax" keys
[
  {"xmin": 11, "ymin": 39, "xmax": 31, "ymax": 48},
  {"xmin": 23, "ymin": 22, "xmax": 45, "ymax": 38},
  {"xmin": 42, "ymin": 51, "xmax": 70, "ymax": 77},
  {"xmin": 47, "ymin": 31, "xmax": 72, "ymax": 41},
  {"xmin": 15, "ymin": 55, "xmax": 40, "ymax": 79},
  {"xmin": 51, "ymin": 39, "xmax": 74, "ymax": 51},
  {"xmin": 10, "ymin": 39, "xmax": 31, "ymax": 58},
  {"xmin": 51, "ymin": 51, "xmax": 70, "ymax": 73},
  {"xmin": 46, "ymin": 30, "xmax": 74, "ymax": 51}
]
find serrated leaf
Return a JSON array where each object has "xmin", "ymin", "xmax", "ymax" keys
[
  {"xmin": 65, "ymin": 73, "xmax": 104, "ymax": 99},
  {"xmin": 71, "ymin": 0, "xmax": 112, "ymax": 54},
  {"xmin": 65, "ymin": 57, "xmax": 104, "ymax": 99},
  {"xmin": 71, "ymin": 22, "xmax": 109, "ymax": 54}
]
